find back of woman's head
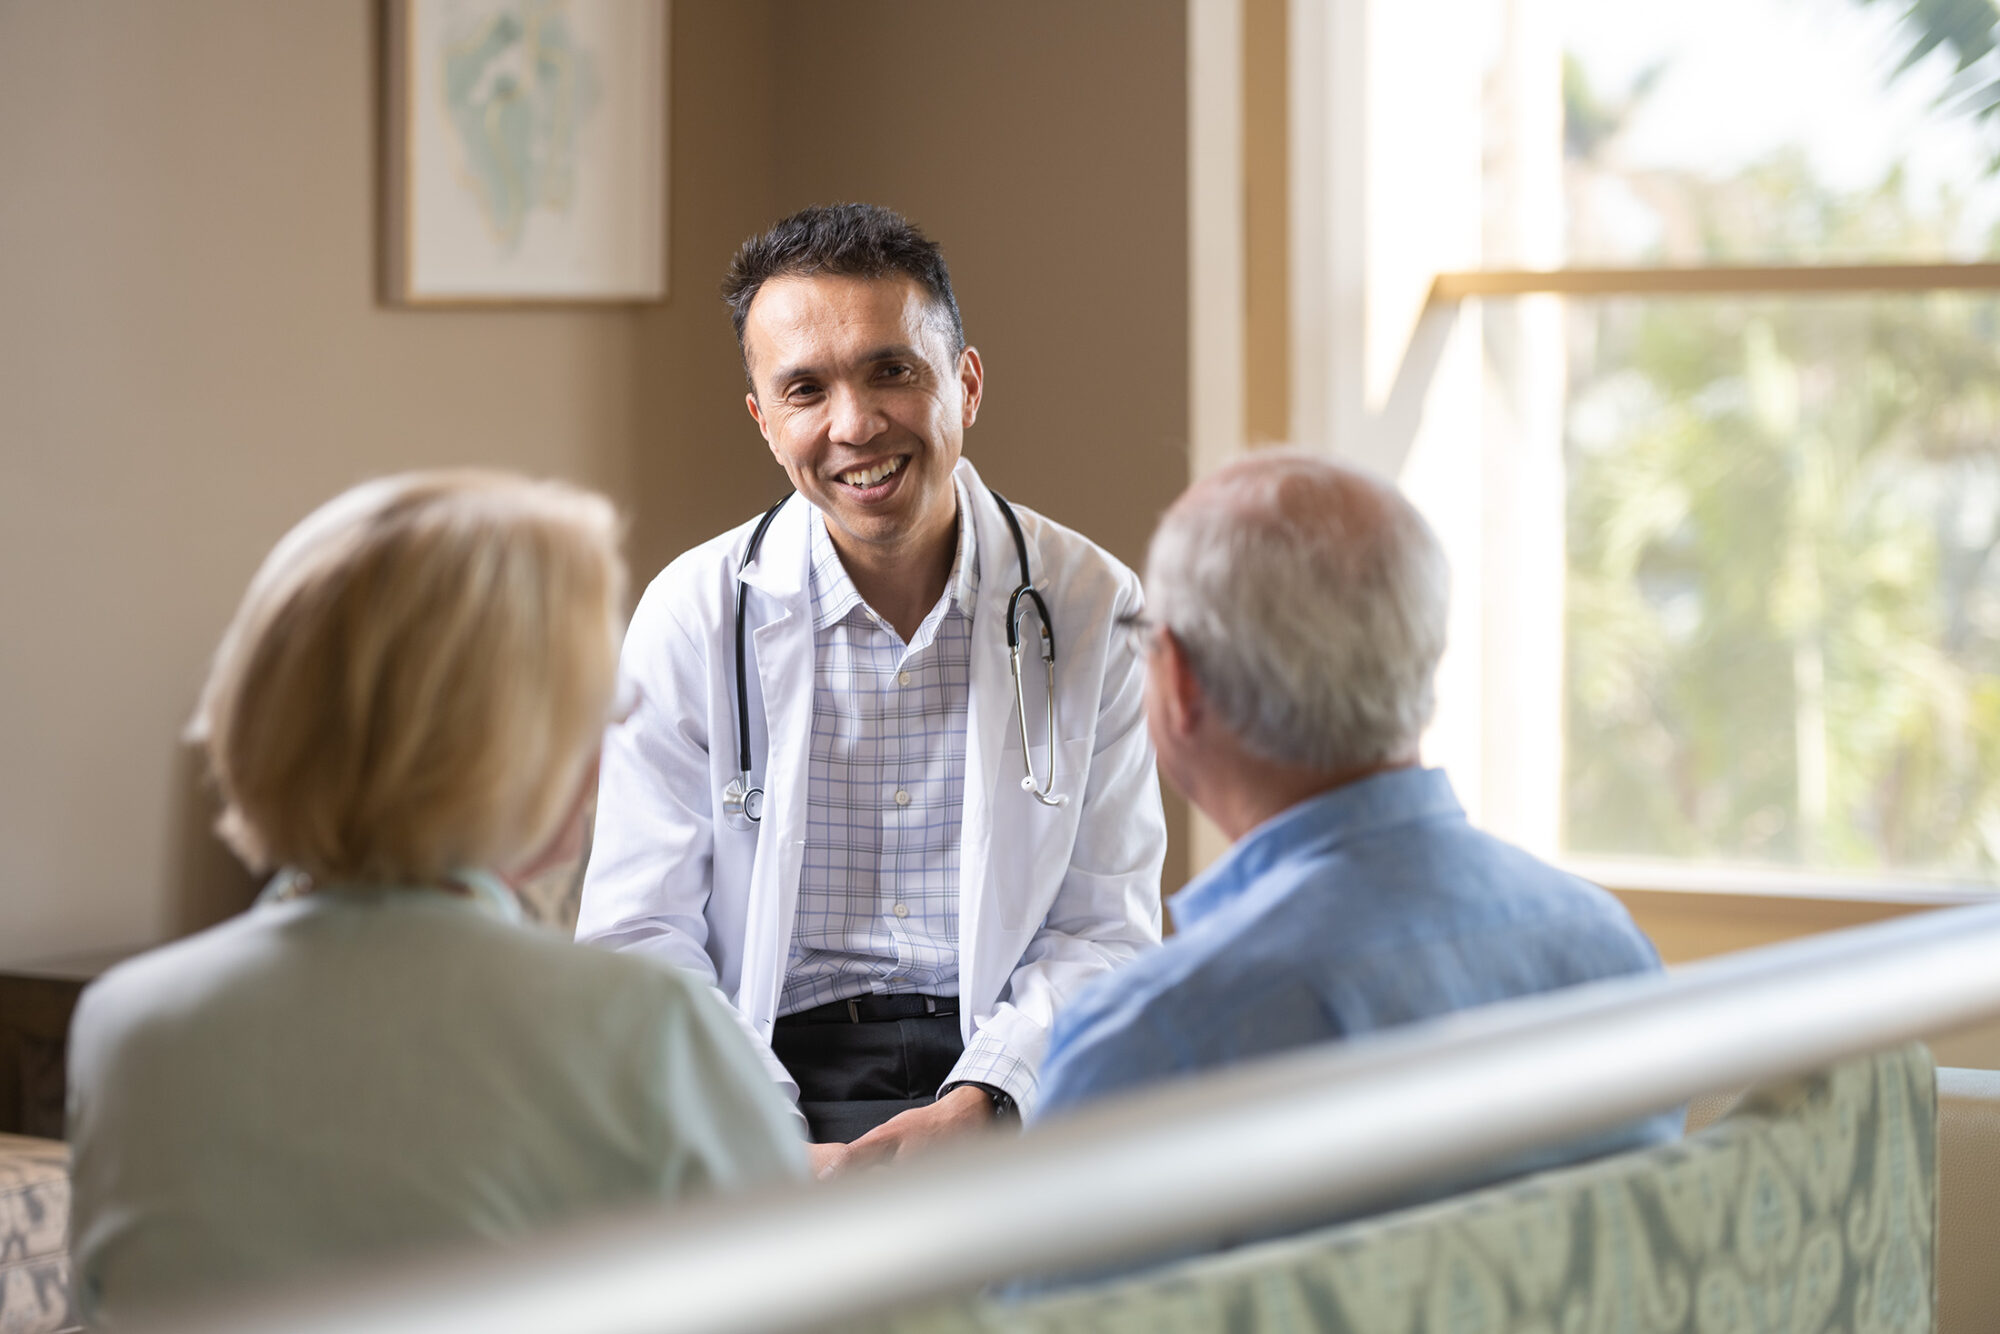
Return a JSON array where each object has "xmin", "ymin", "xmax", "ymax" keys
[{"xmin": 190, "ymin": 470, "xmax": 626, "ymax": 884}]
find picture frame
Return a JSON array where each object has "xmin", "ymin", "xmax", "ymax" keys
[{"xmin": 383, "ymin": 0, "xmax": 669, "ymax": 305}]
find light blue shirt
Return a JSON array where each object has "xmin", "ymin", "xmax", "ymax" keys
[
  {"xmin": 1038, "ymin": 768, "xmax": 1681, "ymax": 1173},
  {"xmin": 68, "ymin": 872, "xmax": 807, "ymax": 1325}
]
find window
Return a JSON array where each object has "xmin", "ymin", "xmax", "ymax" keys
[{"xmin": 1287, "ymin": 0, "xmax": 2000, "ymax": 889}]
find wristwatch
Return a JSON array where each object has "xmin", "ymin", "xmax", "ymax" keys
[{"xmin": 946, "ymin": 1081, "xmax": 1019, "ymax": 1124}]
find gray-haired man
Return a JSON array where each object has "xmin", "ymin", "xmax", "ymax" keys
[{"xmin": 1036, "ymin": 451, "xmax": 1680, "ymax": 1183}]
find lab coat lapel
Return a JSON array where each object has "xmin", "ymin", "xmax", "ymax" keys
[
  {"xmin": 740, "ymin": 496, "xmax": 813, "ymax": 1034},
  {"xmin": 956, "ymin": 459, "xmax": 1046, "ymax": 1022}
]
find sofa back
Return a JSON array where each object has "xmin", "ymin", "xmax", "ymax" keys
[{"xmin": 861, "ymin": 1043, "xmax": 1937, "ymax": 1334}]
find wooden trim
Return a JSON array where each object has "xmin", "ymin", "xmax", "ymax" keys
[
  {"xmin": 1564, "ymin": 857, "xmax": 1998, "ymax": 907},
  {"xmin": 1608, "ymin": 886, "xmax": 2000, "ymax": 1068},
  {"xmin": 1188, "ymin": 0, "xmax": 1246, "ymax": 485},
  {"xmin": 1242, "ymin": 0, "xmax": 1288, "ymax": 445},
  {"xmin": 1433, "ymin": 263, "xmax": 2000, "ymax": 300},
  {"xmin": 1610, "ymin": 885, "xmax": 1939, "ymax": 964}
]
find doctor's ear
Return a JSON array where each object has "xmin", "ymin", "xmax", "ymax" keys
[
  {"xmin": 956, "ymin": 347, "xmax": 984, "ymax": 427},
  {"xmin": 745, "ymin": 391, "xmax": 773, "ymax": 443}
]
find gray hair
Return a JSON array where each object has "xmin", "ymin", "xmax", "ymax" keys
[{"xmin": 1145, "ymin": 450, "xmax": 1450, "ymax": 772}]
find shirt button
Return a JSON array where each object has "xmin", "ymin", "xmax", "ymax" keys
[
  {"xmin": 897, "ymin": 670, "xmax": 912, "ymax": 686},
  {"xmin": 893, "ymin": 904, "xmax": 910, "ymax": 919},
  {"xmin": 894, "ymin": 789, "xmax": 911, "ymax": 806}
]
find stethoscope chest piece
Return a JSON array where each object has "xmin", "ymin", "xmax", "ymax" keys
[{"xmin": 722, "ymin": 774, "xmax": 765, "ymax": 825}]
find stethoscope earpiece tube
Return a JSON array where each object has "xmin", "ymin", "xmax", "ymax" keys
[
  {"xmin": 725, "ymin": 496, "xmax": 792, "ymax": 824},
  {"xmin": 992, "ymin": 492, "xmax": 1068, "ymax": 808},
  {"xmin": 723, "ymin": 485, "xmax": 1068, "ymax": 824}
]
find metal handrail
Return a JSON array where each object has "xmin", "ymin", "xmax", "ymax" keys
[{"xmin": 150, "ymin": 900, "xmax": 2000, "ymax": 1334}]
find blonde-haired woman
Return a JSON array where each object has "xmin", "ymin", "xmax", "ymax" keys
[{"xmin": 67, "ymin": 472, "xmax": 805, "ymax": 1325}]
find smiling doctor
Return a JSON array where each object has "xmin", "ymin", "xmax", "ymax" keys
[{"xmin": 577, "ymin": 205, "xmax": 1165, "ymax": 1175}]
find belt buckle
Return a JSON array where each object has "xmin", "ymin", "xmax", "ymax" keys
[{"xmin": 847, "ymin": 998, "xmax": 862, "ymax": 1024}]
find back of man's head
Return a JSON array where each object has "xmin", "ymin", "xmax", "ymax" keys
[
  {"xmin": 722, "ymin": 203, "xmax": 966, "ymax": 359},
  {"xmin": 1147, "ymin": 451, "xmax": 1450, "ymax": 774}
]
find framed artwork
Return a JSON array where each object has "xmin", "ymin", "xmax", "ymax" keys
[{"xmin": 384, "ymin": 0, "xmax": 669, "ymax": 304}]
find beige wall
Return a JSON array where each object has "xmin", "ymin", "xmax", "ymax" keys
[
  {"xmin": 0, "ymin": 1, "xmax": 1191, "ymax": 959},
  {"xmin": 0, "ymin": 0, "xmax": 770, "ymax": 957}
]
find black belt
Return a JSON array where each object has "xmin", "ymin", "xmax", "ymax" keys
[{"xmin": 778, "ymin": 994, "xmax": 958, "ymax": 1025}]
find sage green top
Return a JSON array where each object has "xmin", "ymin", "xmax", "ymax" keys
[{"xmin": 68, "ymin": 872, "xmax": 806, "ymax": 1326}]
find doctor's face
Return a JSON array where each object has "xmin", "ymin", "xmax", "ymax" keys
[{"xmin": 742, "ymin": 275, "xmax": 982, "ymax": 563}]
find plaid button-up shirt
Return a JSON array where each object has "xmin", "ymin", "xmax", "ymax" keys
[{"xmin": 779, "ymin": 480, "xmax": 1026, "ymax": 1098}]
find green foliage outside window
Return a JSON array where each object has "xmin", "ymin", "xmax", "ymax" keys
[{"xmin": 1559, "ymin": 116, "xmax": 2000, "ymax": 877}]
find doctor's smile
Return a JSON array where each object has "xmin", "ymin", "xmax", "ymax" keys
[
  {"xmin": 741, "ymin": 267, "xmax": 980, "ymax": 571},
  {"xmin": 835, "ymin": 454, "xmax": 907, "ymax": 494}
]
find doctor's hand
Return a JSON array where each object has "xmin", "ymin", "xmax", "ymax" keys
[
  {"xmin": 839, "ymin": 1086, "xmax": 997, "ymax": 1171},
  {"xmin": 807, "ymin": 1141, "xmax": 853, "ymax": 1179}
]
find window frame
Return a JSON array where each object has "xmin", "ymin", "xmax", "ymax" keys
[{"xmin": 1423, "ymin": 262, "xmax": 2000, "ymax": 899}]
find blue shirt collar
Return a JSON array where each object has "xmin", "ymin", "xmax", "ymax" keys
[{"xmin": 1169, "ymin": 767, "xmax": 1464, "ymax": 931}]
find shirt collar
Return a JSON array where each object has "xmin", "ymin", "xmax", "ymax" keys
[
  {"xmin": 806, "ymin": 514, "xmax": 868, "ymax": 631},
  {"xmin": 1168, "ymin": 767, "xmax": 1464, "ymax": 932},
  {"xmin": 807, "ymin": 473, "xmax": 980, "ymax": 631},
  {"xmin": 256, "ymin": 866, "xmax": 526, "ymax": 926},
  {"xmin": 947, "ymin": 471, "xmax": 981, "ymax": 609}
]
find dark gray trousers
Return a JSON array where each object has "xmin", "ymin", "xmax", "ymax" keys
[{"xmin": 770, "ymin": 1006, "xmax": 965, "ymax": 1143}]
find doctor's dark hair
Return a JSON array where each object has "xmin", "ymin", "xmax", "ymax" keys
[{"xmin": 722, "ymin": 204, "xmax": 966, "ymax": 366}]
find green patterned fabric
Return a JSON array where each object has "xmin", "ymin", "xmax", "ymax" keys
[
  {"xmin": 863, "ymin": 1045, "xmax": 1936, "ymax": 1334},
  {"xmin": 0, "ymin": 1134, "xmax": 74, "ymax": 1334}
]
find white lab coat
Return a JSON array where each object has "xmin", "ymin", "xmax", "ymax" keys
[{"xmin": 578, "ymin": 459, "xmax": 1166, "ymax": 1111}]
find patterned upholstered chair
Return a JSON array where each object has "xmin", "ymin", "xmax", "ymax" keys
[
  {"xmin": 0, "ymin": 1135, "xmax": 74, "ymax": 1334},
  {"xmin": 858, "ymin": 1044, "xmax": 1938, "ymax": 1334},
  {"xmin": 0, "ymin": 1046, "xmax": 1956, "ymax": 1333}
]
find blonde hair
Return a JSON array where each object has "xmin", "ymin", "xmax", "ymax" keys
[{"xmin": 190, "ymin": 470, "xmax": 626, "ymax": 884}]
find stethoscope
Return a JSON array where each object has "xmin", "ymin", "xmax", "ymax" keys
[{"xmin": 721, "ymin": 488, "xmax": 1067, "ymax": 825}]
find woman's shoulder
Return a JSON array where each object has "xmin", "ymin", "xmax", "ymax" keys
[{"xmin": 69, "ymin": 909, "xmax": 298, "ymax": 1066}]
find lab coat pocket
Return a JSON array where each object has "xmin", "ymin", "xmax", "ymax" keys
[{"xmin": 994, "ymin": 735, "xmax": 1093, "ymax": 931}]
